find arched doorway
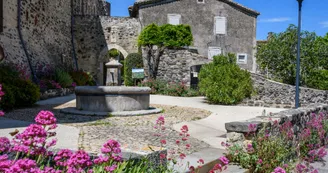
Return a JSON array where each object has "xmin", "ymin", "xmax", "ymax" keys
[{"xmin": 97, "ymin": 45, "xmax": 129, "ymax": 85}]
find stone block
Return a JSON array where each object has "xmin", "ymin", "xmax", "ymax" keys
[{"xmin": 225, "ymin": 121, "xmax": 262, "ymax": 133}]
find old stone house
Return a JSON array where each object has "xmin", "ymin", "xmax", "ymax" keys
[
  {"xmin": 129, "ymin": 0, "xmax": 260, "ymax": 72},
  {"xmin": 0, "ymin": 0, "xmax": 259, "ymax": 86}
]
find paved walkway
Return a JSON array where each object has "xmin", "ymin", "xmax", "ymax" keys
[{"xmin": 151, "ymin": 95, "xmax": 285, "ymax": 148}]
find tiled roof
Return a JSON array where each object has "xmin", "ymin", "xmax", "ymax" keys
[{"xmin": 134, "ymin": 0, "xmax": 260, "ymax": 16}]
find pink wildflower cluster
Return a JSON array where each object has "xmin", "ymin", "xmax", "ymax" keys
[
  {"xmin": 0, "ymin": 110, "xmax": 123, "ymax": 173},
  {"xmin": 0, "ymin": 84, "xmax": 4, "ymax": 117},
  {"xmin": 208, "ymin": 156, "xmax": 229, "ymax": 173}
]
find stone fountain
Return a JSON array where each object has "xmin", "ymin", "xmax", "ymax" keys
[{"xmin": 61, "ymin": 59, "xmax": 162, "ymax": 117}]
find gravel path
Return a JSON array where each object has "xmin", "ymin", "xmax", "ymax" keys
[{"xmin": 3, "ymin": 102, "xmax": 211, "ymax": 154}]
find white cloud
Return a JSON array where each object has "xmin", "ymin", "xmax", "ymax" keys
[
  {"xmin": 320, "ymin": 21, "xmax": 328, "ymax": 28},
  {"xmin": 258, "ymin": 17, "xmax": 291, "ymax": 23}
]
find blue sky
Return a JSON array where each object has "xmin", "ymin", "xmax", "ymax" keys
[{"xmin": 107, "ymin": 0, "xmax": 327, "ymax": 40}]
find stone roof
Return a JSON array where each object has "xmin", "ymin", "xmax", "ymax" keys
[{"xmin": 134, "ymin": 0, "xmax": 260, "ymax": 16}]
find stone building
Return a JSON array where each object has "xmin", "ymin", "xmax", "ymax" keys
[
  {"xmin": 130, "ymin": 0, "xmax": 260, "ymax": 72},
  {"xmin": 0, "ymin": 0, "xmax": 260, "ymax": 85}
]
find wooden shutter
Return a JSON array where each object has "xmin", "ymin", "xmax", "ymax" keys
[{"xmin": 215, "ymin": 17, "xmax": 226, "ymax": 35}]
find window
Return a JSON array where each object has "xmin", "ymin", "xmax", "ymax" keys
[
  {"xmin": 214, "ymin": 17, "xmax": 226, "ymax": 35},
  {"xmin": 208, "ymin": 47, "xmax": 221, "ymax": 60},
  {"xmin": 197, "ymin": 0, "xmax": 205, "ymax": 3},
  {"xmin": 168, "ymin": 14, "xmax": 181, "ymax": 25},
  {"xmin": 237, "ymin": 53, "xmax": 247, "ymax": 64}
]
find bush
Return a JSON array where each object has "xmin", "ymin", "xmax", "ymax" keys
[
  {"xmin": 306, "ymin": 69, "xmax": 328, "ymax": 90},
  {"xmin": 124, "ymin": 53, "xmax": 143, "ymax": 86},
  {"xmin": 0, "ymin": 63, "xmax": 40, "ymax": 109},
  {"xmin": 55, "ymin": 69, "xmax": 73, "ymax": 88},
  {"xmin": 0, "ymin": 84, "xmax": 15, "ymax": 110},
  {"xmin": 70, "ymin": 70, "xmax": 96, "ymax": 86},
  {"xmin": 199, "ymin": 54, "xmax": 253, "ymax": 105}
]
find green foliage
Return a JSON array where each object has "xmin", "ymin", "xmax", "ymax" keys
[
  {"xmin": 70, "ymin": 70, "xmax": 92, "ymax": 86},
  {"xmin": 138, "ymin": 23, "xmax": 193, "ymax": 48},
  {"xmin": 124, "ymin": 53, "xmax": 143, "ymax": 86},
  {"xmin": 256, "ymin": 25, "xmax": 328, "ymax": 86},
  {"xmin": 139, "ymin": 79, "xmax": 201, "ymax": 97},
  {"xmin": 0, "ymin": 84, "xmax": 15, "ymax": 110},
  {"xmin": 306, "ymin": 69, "xmax": 328, "ymax": 90},
  {"xmin": 12, "ymin": 80, "xmax": 40, "ymax": 107},
  {"xmin": 138, "ymin": 23, "xmax": 193, "ymax": 79},
  {"xmin": 108, "ymin": 49, "xmax": 120, "ymax": 58},
  {"xmin": 199, "ymin": 54, "xmax": 253, "ymax": 105},
  {"xmin": 0, "ymin": 63, "xmax": 40, "ymax": 110},
  {"xmin": 55, "ymin": 69, "xmax": 73, "ymax": 88}
]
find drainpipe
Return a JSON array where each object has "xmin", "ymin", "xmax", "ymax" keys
[
  {"xmin": 17, "ymin": 0, "xmax": 38, "ymax": 83},
  {"xmin": 71, "ymin": 0, "xmax": 79, "ymax": 70}
]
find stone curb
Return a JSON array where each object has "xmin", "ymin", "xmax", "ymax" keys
[{"xmin": 60, "ymin": 107, "xmax": 163, "ymax": 117}]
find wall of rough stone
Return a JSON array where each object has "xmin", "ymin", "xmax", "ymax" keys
[
  {"xmin": 225, "ymin": 104, "xmax": 328, "ymax": 145},
  {"xmin": 74, "ymin": 16, "xmax": 140, "ymax": 85},
  {"xmin": 73, "ymin": 0, "xmax": 110, "ymax": 16},
  {"xmin": 0, "ymin": 0, "xmax": 73, "ymax": 75},
  {"xmin": 240, "ymin": 73, "xmax": 328, "ymax": 108},
  {"xmin": 138, "ymin": 0, "xmax": 257, "ymax": 72},
  {"xmin": 145, "ymin": 49, "xmax": 210, "ymax": 85}
]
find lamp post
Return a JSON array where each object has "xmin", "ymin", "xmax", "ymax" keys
[{"xmin": 295, "ymin": 0, "xmax": 303, "ymax": 108}]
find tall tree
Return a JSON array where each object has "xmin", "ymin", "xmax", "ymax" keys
[
  {"xmin": 256, "ymin": 25, "xmax": 328, "ymax": 85},
  {"xmin": 138, "ymin": 24, "xmax": 193, "ymax": 79}
]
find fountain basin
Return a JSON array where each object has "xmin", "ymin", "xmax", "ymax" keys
[{"xmin": 75, "ymin": 86, "xmax": 151, "ymax": 112}]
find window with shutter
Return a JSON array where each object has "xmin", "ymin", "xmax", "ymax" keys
[
  {"xmin": 214, "ymin": 17, "xmax": 226, "ymax": 35},
  {"xmin": 168, "ymin": 14, "xmax": 181, "ymax": 25},
  {"xmin": 208, "ymin": 47, "xmax": 221, "ymax": 60}
]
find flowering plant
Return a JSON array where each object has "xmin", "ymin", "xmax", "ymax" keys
[
  {"xmin": 224, "ymin": 113, "xmax": 328, "ymax": 173},
  {"xmin": 0, "ymin": 84, "xmax": 4, "ymax": 116}
]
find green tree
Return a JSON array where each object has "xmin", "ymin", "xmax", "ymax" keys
[
  {"xmin": 138, "ymin": 24, "xmax": 193, "ymax": 79},
  {"xmin": 256, "ymin": 25, "xmax": 328, "ymax": 85}
]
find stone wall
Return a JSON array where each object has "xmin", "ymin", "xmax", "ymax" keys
[
  {"xmin": 225, "ymin": 104, "xmax": 328, "ymax": 145},
  {"xmin": 73, "ymin": 0, "xmax": 110, "ymax": 16},
  {"xmin": 150, "ymin": 49, "xmax": 210, "ymax": 85},
  {"xmin": 74, "ymin": 16, "xmax": 140, "ymax": 85},
  {"xmin": 0, "ymin": 0, "xmax": 73, "ymax": 74},
  {"xmin": 240, "ymin": 73, "xmax": 328, "ymax": 108},
  {"xmin": 137, "ymin": 0, "xmax": 258, "ymax": 72}
]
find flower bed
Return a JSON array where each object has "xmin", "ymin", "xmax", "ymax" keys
[
  {"xmin": 40, "ymin": 87, "xmax": 75, "ymax": 100},
  {"xmin": 225, "ymin": 104, "xmax": 328, "ymax": 172}
]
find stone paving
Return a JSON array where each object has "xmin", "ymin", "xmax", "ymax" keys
[{"xmin": 2, "ymin": 98, "xmax": 211, "ymax": 155}]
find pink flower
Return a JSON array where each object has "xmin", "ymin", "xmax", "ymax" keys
[
  {"xmin": 105, "ymin": 165, "xmax": 117, "ymax": 172},
  {"xmin": 71, "ymin": 82, "xmax": 77, "ymax": 87},
  {"xmin": 156, "ymin": 115, "xmax": 165, "ymax": 126},
  {"xmin": 54, "ymin": 149, "xmax": 73, "ymax": 167},
  {"xmin": 94, "ymin": 155, "xmax": 109, "ymax": 165},
  {"xmin": 197, "ymin": 158, "xmax": 205, "ymax": 164},
  {"xmin": 272, "ymin": 167, "xmax": 286, "ymax": 173},
  {"xmin": 0, "ymin": 137, "xmax": 10, "ymax": 153},
  {"xmin": 176, "ymin": 140, "xmax": 180, "ymax": 145},
  {"xmin": 179, "ymin": 153, "xmax": 186, "ymax": 160},
  {"xmin": 186, "ymin": 144, "xmax": 191, "ymax": 150},
  {"xmin": 160, "ymin": 153, "xmax": 166, "ymax": 160},
  {"xmin": 181, "ymin": 125, "xmax": 189, "ymax": 133},
  {"xmin": 219, "ymin": 156, "xmax": 229, "ymax": 165},
  {"xmin": 35, "ymin": 111, "xmax": 57, "ymax": 126},
  {"xmin": 160, "ymin": 139, "xmax": 167, "ymax": 145},
  {"xmin": 8, "ymin": 159, "xmax": 40, "ymax": 173},
  {"xmin": 101, "ymin": 139, "xmax": 121, "ymax": 155},
  {"xmin": 257, "ymin": 159, "xmax": 263, "ymax": 165},
  {"xmin": 67, "ymin": 150, "xmax": 92, "ymax": 171},
  {"xmin": 0, "ymin": 111, "xmax": 4, "ymax": 117},
  {"xmin": 248, "ymin": 123, "xmax": 257, "ymax": 132}
]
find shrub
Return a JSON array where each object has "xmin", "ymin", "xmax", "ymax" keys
[
  {"xmin": 0, "ymin": 63, "xmax": 40, "ymax": 109},
  {"xmin": 55, "ymin": 69, "xmax": 73, "ymax": 88},
  {"xmin": 124, "ymin": 53, "xmax": 143, "ymax": 86},
  {"xmin": 306, "ymin": 69, "xmax": 328, "ymax": 90},
  {"xmin": 70, "ymin": 70, "xmax": 90, "ymax": 86},
  {"xmin": 11, "ymin": 80, "xmax": 40, "ymax": 107},
  {"xmin": 0, "ymin": 84, "xmax": 15, "ymax": 111},
  {"xmin": 139, "ymin": 79, "xmax": 201, "ymax": 97},
  {"xmin": 199, "ymin": 53, "xmax": 253, "ymax": 105}
]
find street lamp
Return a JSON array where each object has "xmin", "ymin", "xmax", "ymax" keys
[{"xmin": 295, "ymin": 0, "xmax": 303, "ymax": 108}]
